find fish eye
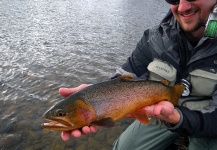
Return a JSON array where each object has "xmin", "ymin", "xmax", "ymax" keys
[{"xmin": 55, "ymin": 109, "xmax": 66, "ymax": 117}]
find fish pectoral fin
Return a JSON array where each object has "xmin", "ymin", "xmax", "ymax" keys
[
  {"xmin": 91, "ymin": 117, "xmax": 115, "ymax": 127},
  {"xmin": 132, "ymin": 109, "xmax": 150, "ymax": 124}
]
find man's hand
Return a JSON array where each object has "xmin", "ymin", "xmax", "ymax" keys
[
  {"xmin": 61, "ymin": 126, "xmax": 98, "ymax": 141},
  {"xmin": 144, "ymin": 101, "xmax": 180, "ymax": 125},
  {"xmin": 127, "ymin": 101, "xmax": 180, "ymax": 125},
  {"xmin": 59, "ymin": 84, "xmax": 99, "ymax": 141}
]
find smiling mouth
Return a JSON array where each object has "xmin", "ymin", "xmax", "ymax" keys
[
  {"xmin": 181, "ymin": 12, "xmax": 195, "ymax": 17},
  {"xmin": 179, "ymin": 10, "xmax": 198, "ymax": 18}
]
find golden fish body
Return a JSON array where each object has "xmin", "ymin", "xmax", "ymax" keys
[{"xmin": 42, "ymin": 75, "xmax": 184, "ymax": 131}]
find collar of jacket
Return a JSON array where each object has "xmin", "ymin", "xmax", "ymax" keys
[
  {"xmin": 159, "ymin": 10, "xmax": 214, "ymax": 42},
  {"xmin": 159, "ymin": 10, "xmax": 217, "ymax": 55},
  {"xmin": 156, "ymin": 10, "xmax": 217, "ymax": 78}
]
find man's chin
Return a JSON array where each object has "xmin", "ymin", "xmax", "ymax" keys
[{"xmin": 181, "ymin": 23, "xmax": 204, "ymax": 33}]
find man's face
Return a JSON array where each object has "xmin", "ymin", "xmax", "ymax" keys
[{"xmin": 170, "ymin": 0, "xmax": 216, "ymax": 33}]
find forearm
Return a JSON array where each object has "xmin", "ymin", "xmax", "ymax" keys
[{"xmin": 166, "ymin": 106, "xmax": 217, "ymax": 138}]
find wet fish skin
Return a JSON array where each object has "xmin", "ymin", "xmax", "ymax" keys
[{"xmin": 42, "ymin": 75, "xmax": 184, "ymax": 131}]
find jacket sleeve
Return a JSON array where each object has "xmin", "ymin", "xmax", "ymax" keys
[
  {"xmin": 119, "ymin": 29, "xmax": 154, "ymax": 78},
  {"xmin": 166, "ymin": 90, "xmax": 217, "ymax": 138}
]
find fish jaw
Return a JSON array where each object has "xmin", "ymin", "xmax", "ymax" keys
[
  {"xmin": 42, "ymin": 122, "xmax": 69, "ymax": 131},
  {"xmin": 42, "ymin": 116, "xmax": 77, "ymax": 131}
]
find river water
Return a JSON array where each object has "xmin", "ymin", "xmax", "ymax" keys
[{"xmin": 0, "ymin": 0, "xmax": 169, "ymax": 149}]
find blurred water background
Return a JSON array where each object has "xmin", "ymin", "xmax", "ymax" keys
[{"xmin": 0, "ymin": 0, "xmax": 169, "ymax": 149}]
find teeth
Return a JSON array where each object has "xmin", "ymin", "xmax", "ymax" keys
[
  {"xmin": 183, "ymin": 13, "xmax": 194, "ymax": 17},
  {"xmin": 181, "ymin": 11, "xmax": 195, "ymax": 17}
]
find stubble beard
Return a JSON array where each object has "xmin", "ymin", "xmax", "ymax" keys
[{"xmin": 180, "ymin": 18, "xmax": 206, "ymax": 33}]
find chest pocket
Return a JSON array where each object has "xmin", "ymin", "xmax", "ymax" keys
[
  {"xmin": 188, "ymin": 68, "xmax": 217, "ymax": 97},
  {"xmin": 147, "ymin": 58, "xmax": 177, "ymax": 85}
]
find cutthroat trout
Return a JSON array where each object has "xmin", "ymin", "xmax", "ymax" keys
[{"xmin": 42, "ymin": 75, "xmax": 184, "ymax": 131}]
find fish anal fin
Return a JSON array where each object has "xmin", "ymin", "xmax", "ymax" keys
[
  {"xmin": 160, "ymin": 80, "xmax": 169, "ymax": 86},
  {"xmin": 132, "ymin": 109, "xmax": 150, "ymax": 124},
  {"xmin": 92, "ymin": 117, "xmax": 115, "ymax": 127}
]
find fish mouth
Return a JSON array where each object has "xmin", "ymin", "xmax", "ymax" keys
[{"xmin": 42, "ymin": 117, "xmax": 75, "ymax": 131}]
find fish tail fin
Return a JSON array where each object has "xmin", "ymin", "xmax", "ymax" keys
[{"xmin": 170, "ymin": 84, "xmax": 185, "ymax": 105}]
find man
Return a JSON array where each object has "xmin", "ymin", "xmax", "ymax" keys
[{"xmin": 60, "ymin": 0, "xmax": 217, "ymax": 149}]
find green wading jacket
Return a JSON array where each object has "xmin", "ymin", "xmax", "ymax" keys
[{"xmin": 114, "ymin": 10, "xmax": 217, "ymax": 138}]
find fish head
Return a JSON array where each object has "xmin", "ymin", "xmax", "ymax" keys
[
  {"xmin": 42, "ymin": 97, "xmax": 96, "ymax": 131},
  {"xmin": 42, "ymin": 103, "xmax": 72, "ymax": 131}
]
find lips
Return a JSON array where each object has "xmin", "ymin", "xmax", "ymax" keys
[
  {"xmin": 181, "ymin": 11, "xmax": 196, "ymax": 17},
  {"xmin": 178, "ymin": 9, "xmax": 198, "ymax": 20}
]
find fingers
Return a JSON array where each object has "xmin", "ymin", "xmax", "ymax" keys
[
  {"xmin": 61, "ymin": 129, "xmax": 84, "ymax": 141},
  {"xmin": 154, "ymin": 101, "xmax": 174, "ymax": 117},
  {"xmin": 81, "ymin": 126, "xmax": 91, "ymax": 135},
  {"xmin": 144, "ymin": 101, "xmax": 174, "ymax": 118},
  {"xmin": 71, "ymin": 129, "xmax": 82, "ymax": 138},
  {"xmin": 80, "ymin": 125, "xmax": 98, "ymax": 135},
  {"xmin": 59, "ymin": 84, "xmax": 90, "ymax": 97},
  {"xmin": 59, "ymin": 88, "xmax": 74, "ymax": 97},
  {"xmin": 61, "ymin": 125, "xmax": 98, "ymax": 141},
  {"xmin": 144, "ymin": 105, "xmax": 156, "ymax": 118},
  {"xmin": 61, "ymin": 131, "xmax": 71, "ymax": 141},
  {"xmin": 90, "ymin": 125, "xmax": 98, "ymax": 133}
]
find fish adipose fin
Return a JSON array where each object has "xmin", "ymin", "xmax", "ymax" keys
[
  {"xmin": 131, "ymin": 109, "xmax": 149, "ymax": 124},
  {"xmin": 92, "ymin": 117, "xmax": 115, "ymax": 127},
  {"xmin": 160, "ymin": 80, "xmax": 169, "ymax": 85}
]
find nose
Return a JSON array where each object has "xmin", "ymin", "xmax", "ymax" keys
[{"xmin": 178, "ymin": 0, "xmax": 192, "ymax": 12}]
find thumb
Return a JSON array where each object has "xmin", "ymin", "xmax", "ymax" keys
[
  {"xmin": 59, "ymin": 88, "xmax": 76, "ymax": 97},
  {"xmin": 154, "ymin": 101, "xmax": 174, "ymax": 117},
  {"xmin": 59, "ymin": 84, "xmax": 90, "ymax": 97}
]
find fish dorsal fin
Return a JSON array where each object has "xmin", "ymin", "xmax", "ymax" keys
[
  {"xmin": 118, "ymin": 74, "xmax": 133, "ymax": 80},
  {"xmin": 160, "ymin": 80, "xmax": 169, "ymax": 86},
  {"xmin": 91, "ymin": 117, "xmax": 115, "ymax": 127}
]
